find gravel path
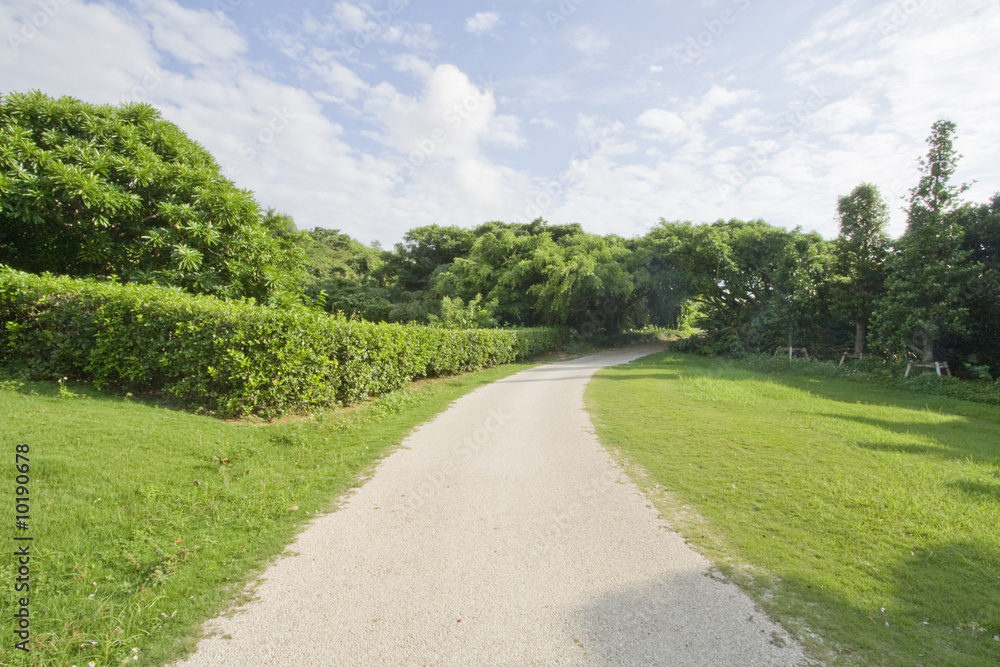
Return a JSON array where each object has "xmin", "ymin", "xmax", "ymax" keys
[{"xmin": 174, "ymin": 346, "xmax": 808, "ymax": 666}]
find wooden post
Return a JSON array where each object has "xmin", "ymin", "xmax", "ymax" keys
[
  {"xmin": 840, "ymin": 352, "xmax": 862, "ymax": 366},
  {"xmin": 905, "ymin": 361, "xmax": 951, "ymax": 377}
]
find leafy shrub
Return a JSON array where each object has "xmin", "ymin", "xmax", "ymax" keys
[
  {"xmin": 0, "ymin": 91, "xmax": 304, "ymax": 304},
  {"xmin": 0, "ymin": 267, "xmax": 563, "ymax": 417}
]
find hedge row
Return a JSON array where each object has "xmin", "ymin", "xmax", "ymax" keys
[{"xmin": 0, "ymin": 268, "xmax": 564, "ymax": 417}]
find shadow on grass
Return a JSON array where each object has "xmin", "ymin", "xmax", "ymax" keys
[
  {"xmin": 769, "ymin": 540, "xmax": 1000, "ymax": 665},
  {"xmin": 575, "ymin": 540, "xmax": 999, "ymax": 664},
  {"xmin": 818, "ymin": 412, "xmax": 1000, "ymax": 469},
  {"xmin": 948, "ymin": 479, "xmax": 1000, "ymax": 504},
  {"xmin": 853, "ymin": 440, "xmax": 950, "ymax": 458},
  {"xmin": 0, "ymin": 372, "xmax": 193, "ymax": 414},
  {"xmin": 590, "ymin": 372, "xmax": 682, "ymax": 383}
]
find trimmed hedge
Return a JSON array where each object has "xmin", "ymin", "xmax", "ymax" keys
[{"xmin": 0, "ymin": 268, "xmax": 563, "ymax": 417}]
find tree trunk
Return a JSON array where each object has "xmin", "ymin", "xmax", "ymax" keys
[{"xmin": 854, "ymin": 320, "xmax": 866, "ymax": 357}]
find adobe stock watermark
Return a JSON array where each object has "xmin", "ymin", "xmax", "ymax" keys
[
  {"xmin": 527, "ymin": 467, "xmax": 621, "ymax": 565},
  {"xmin": 403, "ymin": 407, "xmax": 512, "ymax": 515},
  {"xmin": 672, "ymin": 0, "xmax": 752, "ymax": 72},
  {"xmin": 544, "ymin": 0, "xmax": 587, "ymax": 30},
  {"xmin": 112, "ymin": 65, "xmax": 171, "ymax": 106},
  {"xmin": 223, "ymin": 107, "xmax": 296, "ymax": 179},
  {"xmin": 393, "ymin": 77, "xmax": 498, "ymax": 181},
  {"xmin": 7, "ymin": 0, "xmax": 70, "ymax": 54},
  {"xmin": 885, "ymin": 154, "xmax": 924, "ymax": 204},
  {"xmin": 716, "ymin": 85, "xmax": 828, "ymax": 202},
  {"xmin": 511, "ymin": 120, "xmax": 623, "ymax": 224},
  {"xmin": 878, "ymin": 0, "xmax": 929, "ymax": 37}
]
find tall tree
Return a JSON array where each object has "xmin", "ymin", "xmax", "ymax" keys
[
  {"xmin": 833, "ymin": 183, "xmax": 890, "ymax": 356},
  {"xmin": 874, "ymin": 120, "xmax": 975, "ymax": 363}
]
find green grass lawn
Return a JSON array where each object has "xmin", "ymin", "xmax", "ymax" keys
[
  {"xmin": 0, "ymin": 363, "xmax": 533, "ymax": 667},
  {"xmin": 586, "ymin": 352, "xmax": 1000, "ymax": 667}
]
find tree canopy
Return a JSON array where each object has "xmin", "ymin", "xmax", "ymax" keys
[
  {"xmin": 0, "ymin": 91, "xmax": 302, "ymax": 303},
  {"xmin": 832, "ymin": 182, "xmax": 890, "ymax": 355}
]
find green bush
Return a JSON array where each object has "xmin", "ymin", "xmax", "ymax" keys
[{"xmin": 0, "ymin": 267, "xmax": 563, "ymax": 417}]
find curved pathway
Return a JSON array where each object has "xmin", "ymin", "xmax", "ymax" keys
[{"xmin": 175, "ymin": 346, "xmax": 808, "ymax": 666}]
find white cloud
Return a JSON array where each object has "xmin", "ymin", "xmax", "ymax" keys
[
  {"xmin": 133, "ymin": 0, "xmax": 246, "ymax": 66},
  {"xmin": 465, "ymin": 11, "xmax": 501, "ymax": 35},
  {"xmin": 389, "ymin": 54, "xmax": 434, "ymax": 79},
  {"xmin": 332, "ymin": 1, "xmax": 369, "ymax": 32},
  {"xmin": 810, "ymin": 97, "xmax": 874, "ymax": 134},
  {"xmin": 637, "ymin": 109, "xmax": 686, "ymax": 142},
  {"xmin": 719, "ymin": 108, "xmax": 765, "ymax": 135},
  {"xmin": 569, "ymin": 26, "xmax": 610, "ymax": 56},
  {"xmin": 485, "ymin": 115, "xmax": 527, "ymax": 148},
  {"xmin": 691, "ymin": 85, "xmax": 756, "ymax": 121},
  {"xmin": 366, "ymin": 64, "xmax": 527, "ymax": 212},
  {"xmin": 309, "ymin": 49, "xmax": 369, "ymax": 100},
  {"xmin": 322, "ymin": 1, "xmax": 436, "ymax": 52},
  {"xmin": 398, "ymin": 23, "xmax": 438, "ymax": 51}
]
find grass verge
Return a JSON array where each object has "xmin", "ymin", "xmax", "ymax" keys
[
  {"xmin": 0, "ymin": 362, "xmax": 534, "ymax": 667},
  {"xmin": 585, "ymin": 352, "xmax": 1000, "ymax": 666}
]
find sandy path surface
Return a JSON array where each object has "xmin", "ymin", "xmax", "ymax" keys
[{"xmin": 174, "ymin": 346, "xmax": 808, "ymax": 666}]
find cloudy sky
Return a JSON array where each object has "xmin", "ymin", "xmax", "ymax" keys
[{"xmin": 3, "ymin": 0, "xmax": 998, "ymax": 245}]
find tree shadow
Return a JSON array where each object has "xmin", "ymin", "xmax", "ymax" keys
[
  {"xmin": 574, "ymin": 569, "xmax": 805, "ymax": 666},
  {"xmin": 783, "ymin": 540, "xmax": 999, "ymax": 665},
  {"xmin": 576, "ymin": 541, "xmax": 1000, "ymax": 665},
  {"xmin": 813, "ymin": 412, "xmax": 1000, "ymax": 468},
  {"xmin": 718, "ymin": 362, "xmax": 1000, "ymax": 418},
  {"xmin": 948, "ymin": 479, "xmax": 1000, "ymax": 504},
  {"xmin": 592, "ymin": 372, "xmax": 682, "ymax": 382},
  {"xmin": 853, "ymin": 440, "xmax": 950, "ymax": 458}
]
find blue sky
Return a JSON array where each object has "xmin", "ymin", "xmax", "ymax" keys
[{"xmin": 3, "ymin": 0, "xmax": 999, "ymax": 245}]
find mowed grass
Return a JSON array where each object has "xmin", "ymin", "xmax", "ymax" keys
[
  {"xmin": 585, "ymin": 352, "xmax": 1000, "ymax": 666},
  {"xmin": 0, "ymin": 363, "xmax": 534, "ymax": 667}
]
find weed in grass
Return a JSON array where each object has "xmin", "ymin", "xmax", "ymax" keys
[
  {"xmin": 586, "ymin": 352, "xmax": 1000, "ymax": 666},
  {"xmin": 0, "ymin": 378, "xmax": 28, "ymax": 393},
  {"xmin": 56, "ymin": 376, "xmax": 82, "ymax": 399}
]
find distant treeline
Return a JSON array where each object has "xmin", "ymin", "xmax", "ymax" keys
[{"xmin": 295, "ymin": 120, "xmax": 999, "ymax": 378}]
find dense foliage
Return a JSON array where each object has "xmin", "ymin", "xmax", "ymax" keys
[
  {"xmin": 1, "ymin": 94, "xmax": 996, "ymax": 381},
  {"xmin": 0, "ymin": 267, "xmax": 563, "ymax": 417},
  {"xmin": 0, "ymin": 91, "xmax": 303, "ymax": 303}
]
